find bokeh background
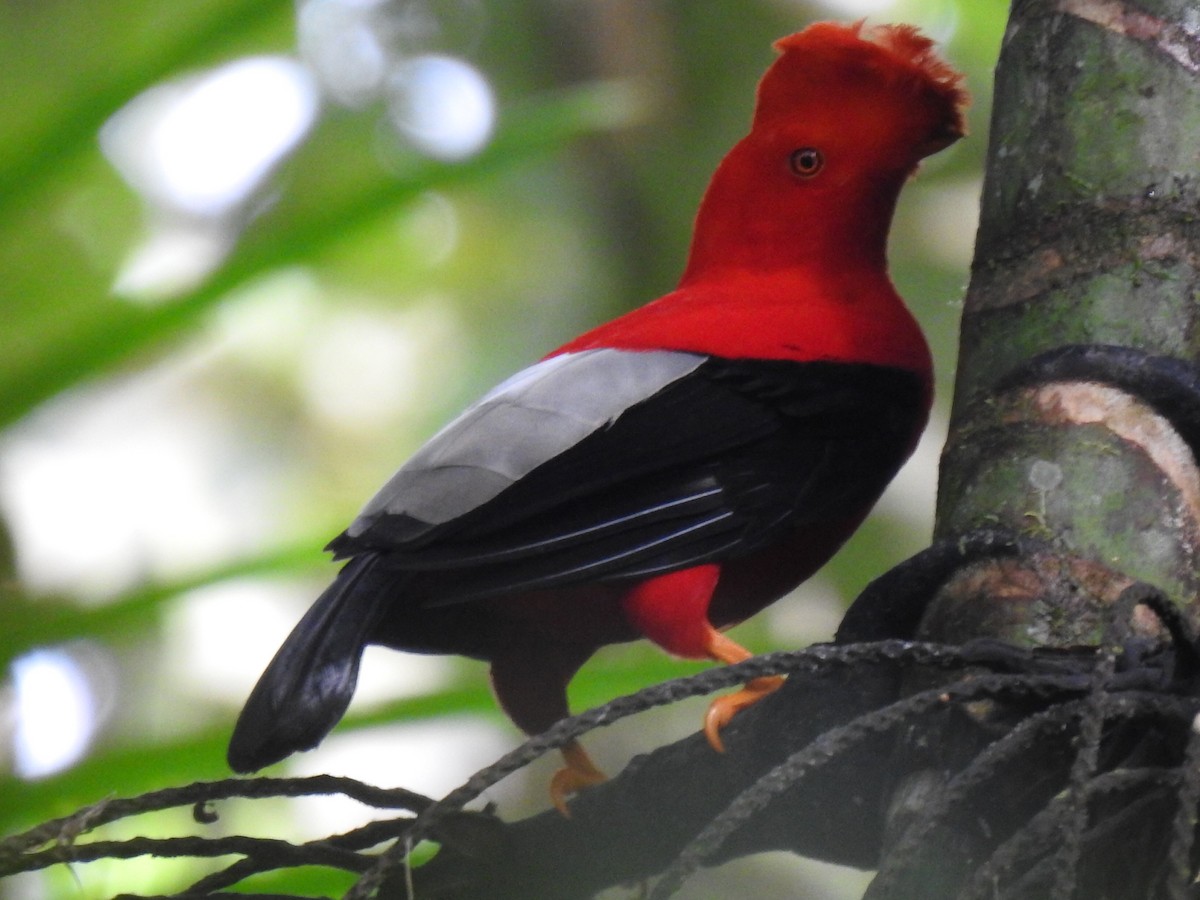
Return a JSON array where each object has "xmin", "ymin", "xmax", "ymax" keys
[{"xmin": 0, "ymin": 0, "xmax": 1005, "ymax": 896}]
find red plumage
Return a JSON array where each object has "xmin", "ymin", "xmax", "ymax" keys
[{"xmin": 228, "ymin": 20, "xmax": 968, "ymax": 811}]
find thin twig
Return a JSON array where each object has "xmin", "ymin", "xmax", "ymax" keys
[
  {"xmin": 963, "ymin": 766, "xmax": 1183, "ymax": 898},
  {"xmin": 344, "ymin": 640, "xmax": 977, "ymax": 899},
  {"xmin": 866, "ymin": 698, "xmax": 1090, "ymax": 899},
  {"xmin": 1, "ymin": 775, "xmax": 430, "ymax": 864},
  {"xmin": 6, "ymin": 834, "xmax": 370, "ymax": 878},
  {"xmin": 648, "ymin": 670, "xmax": 1098, "ymax": 900}
]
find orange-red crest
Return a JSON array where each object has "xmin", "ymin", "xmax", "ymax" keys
[{"xmin": 757, "ymin": 21, "xmax": 968, "ymax": 160}]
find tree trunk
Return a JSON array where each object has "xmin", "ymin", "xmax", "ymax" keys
[{"xmin": 928, "ymin": 0, "xmax": 1200, "ymax": 650}]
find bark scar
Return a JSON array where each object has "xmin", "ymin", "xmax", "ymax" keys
[
  {"xmin": 1057, "ymin": 0, "xmax": 1200, "ymax": 73},
  {"xmin": 1029, "ymin": 380, "xmax": 1200, "ymax": 533}
]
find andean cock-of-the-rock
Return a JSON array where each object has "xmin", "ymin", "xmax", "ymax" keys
[{"xmin": 228, "ymin": 20, "xmax": 968, "ymax": 813}]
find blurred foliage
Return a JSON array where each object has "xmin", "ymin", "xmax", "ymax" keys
[{"xmin": 0, "ymin": 0, "xmax": 1006, "ymax": 897}]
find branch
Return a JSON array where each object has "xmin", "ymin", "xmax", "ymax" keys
[{"xmin": 397, "ymin": 582, "xmax": 1200, "ymax": 900}]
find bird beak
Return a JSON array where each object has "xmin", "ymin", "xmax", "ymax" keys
[{"xmin": 918, "ymin": 122, "xmax": 965, "ymax": 159}]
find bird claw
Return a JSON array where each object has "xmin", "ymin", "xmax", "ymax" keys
[
  {"xmin": 550, "ymin": 740, "xmax": 608, "ymax": 816},
  {"xmin": 703, "ymin": 675, "xmax": 785, "ymax": 752}
]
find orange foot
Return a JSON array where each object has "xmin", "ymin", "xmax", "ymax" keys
[
  {"xmin": 702, "ymin": 629, "xmax": 785, "ymax": 752},
  {"xmin": 703, "ymin": 674, "xmax": 785, "ymax": 751},
  {"xmin": 549, "ymin": 739, "xmax": 608, "ymax": 816}
]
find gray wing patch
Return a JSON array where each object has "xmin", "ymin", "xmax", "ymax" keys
[{"xmin": 346, "ymin": 348, "xmax": 707, "ymax": 535}]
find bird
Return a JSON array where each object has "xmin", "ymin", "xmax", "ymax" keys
[{"xmin": 227, "ymin": 20, "xmax": 968, "ymax": 813}]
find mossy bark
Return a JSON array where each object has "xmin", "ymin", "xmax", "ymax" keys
[{"xmin": 929, "ymin": 0, "xmax": 1200, "ymax": 648}]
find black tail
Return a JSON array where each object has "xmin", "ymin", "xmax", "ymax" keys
[{"xmin": 227, "ymin": 554, "xmax": 389, "ymax": 773}]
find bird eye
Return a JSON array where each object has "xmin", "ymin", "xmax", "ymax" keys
[{"xmin": 789, "ymin": 147, "xmax": 823, "ymax": 178}]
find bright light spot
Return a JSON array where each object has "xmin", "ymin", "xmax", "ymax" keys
[
  {"xmin": 766, "ymin": 576, "xmax": 848, "ymax": 644},
  {"xmin": 297, "ymin": 0, "xmax": 390, "ymax": 107},
  {"xmin": 11, "ymin": 649, "xmax": 97, "ymax": 778},
  {"xmin": 166, "ymin": 581, "xmax": 453, "ymax": 704},
  {"xmin": 807, "ymin": 0, "xmax": 959, "ymax": 42},
  {"xmin": 166, "ymin": 581, "xmax": 321, "ymax": 702},
  {"xmin": 101, "ymin": 56, "xmax": 320, "ymax": 218},
  {"xmin": 297, "ymin": 0, "xmax": 489, "ymax": 111},
  {"xmin": 813, "ymin": 0, "xmax": 897, "ymax": 14},
  {"xmin": 213, "ymin": 269, "xmax": 327, "ymax": 369},
  {"xmin": 386, "ymin": 54, "xmax": 494, "ymax": 160},
  {"xmin": 289, "ymin": 718, "xmax": 511, "ymax": 837},
  {"xmin": 357, "ymin": 644, "xmax": 455, "ymax": 705},
  {"xmin": 0, "ymin": 367, "xmax": 274, "ymax": 598},
  {"xmin": 112, "ymin": 219, "xmax": 236, "ymax": 301},
  {"xmin": 397, "ymin": 191, "xmax": 461, "ymax": 267},
  {"xmin": 299, "ymin": 300, "xmax": 466, "ymax": 432}
]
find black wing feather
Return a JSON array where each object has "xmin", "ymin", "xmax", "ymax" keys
[
  {"xmin": 227, "ymin": 554, "xmax": 390, "ymax": 772},
  {"xmin": 331, "ymin": 359, "xmax": 926, "ymax": 605},
  {"xmin": 228, "ymin": 359, "xmax": 925, "ymax": 770}
]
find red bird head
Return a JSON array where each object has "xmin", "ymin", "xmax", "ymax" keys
[
  {"xmin": 682, "ymin": 20, "xmax": 968, "ymax": 282},
  {"xmin": 759, "ymin": 22, "xmax": 968, "ymax": 168}
]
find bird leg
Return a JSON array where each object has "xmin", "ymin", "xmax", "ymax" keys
[
  {"xmin": 489, "ymin": 636, "xmax": 606, "ymax": 814},
  {"xmin": 550, "ymin": 739, "xmax": 608, "ymax": 816},
  {"xmin": 619, "ymin": 566, "xmax": 783, "ymax": 752},
  {"xmin": 702, "ymin": 629, "xmax": 784, "ymax": 752}
]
